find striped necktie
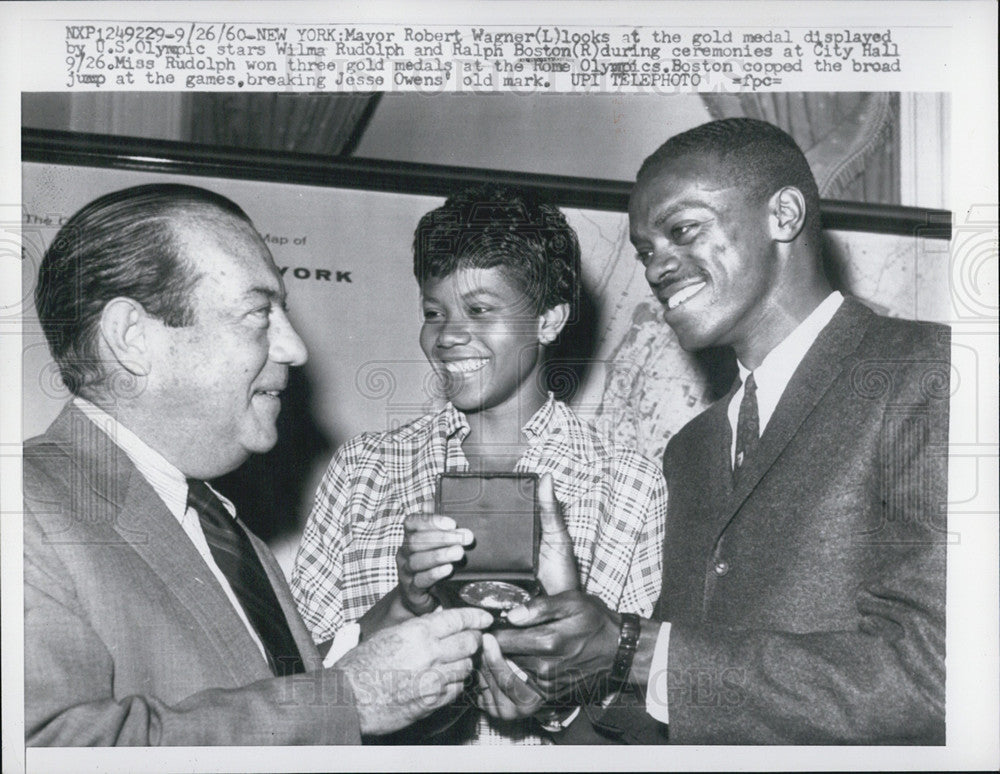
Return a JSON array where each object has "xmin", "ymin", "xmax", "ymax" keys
[{"xmin": 186, "ymin": 479, "xmax": 305, "ymax": 676}]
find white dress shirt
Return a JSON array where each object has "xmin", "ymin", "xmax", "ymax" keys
[{"xmin": 645, "ymin": 292, "xmax": 844, "ymax": 723}]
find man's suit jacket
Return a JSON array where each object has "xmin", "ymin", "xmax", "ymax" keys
[
  {"xmin": 588, "ymin": 298, "xmax": 949, "ymax": 745},
  {"xmin": 23, "ymin": 404, "xmax": 361, "ymax": 746}
]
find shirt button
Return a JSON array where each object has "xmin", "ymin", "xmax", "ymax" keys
[{"xmin": 714, "ymin": 560, "xmax": 730, "ymax": 576}]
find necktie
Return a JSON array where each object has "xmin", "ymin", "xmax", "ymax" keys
[
  {"xmin": 186, "ymin": 479, "xmax": 305, "ymax": 676},
  {"xmin": 733, "ymin": 372, "xmax": 759, "ymax": 485}
]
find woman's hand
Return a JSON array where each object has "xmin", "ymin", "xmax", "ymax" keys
[{"xmin": 395, "ymin": 507, "xmax": 474, "ymax": 615}]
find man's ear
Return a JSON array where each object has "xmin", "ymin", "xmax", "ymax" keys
[
  {"xmin": 98, "ymin": 297, "xmax": 152, "ymax": 377},
  {"xmin": 768, "ymin": 186, "xmax": 807, "ymax": 243},
  {"xmin": 538, "ymin": 303, "xmax": 571, "ymax": 345}
]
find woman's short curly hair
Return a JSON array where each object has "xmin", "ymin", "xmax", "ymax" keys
[{"xmin": 412, "ymin": 184, "xmax": 581, "ymax": 316}]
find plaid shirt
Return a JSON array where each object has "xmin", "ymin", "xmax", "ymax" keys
[{"xmin": 291, "ymin": 397, "xmax": 667, "ymax": 743}]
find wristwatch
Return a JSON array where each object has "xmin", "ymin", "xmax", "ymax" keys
[
  {"xmin": 536, "ymin": 705, "xmax": 582, "ymax": 733},
  {"xmin": 608, "ymin": 612, "xmax": 641, "ymax": 686}
]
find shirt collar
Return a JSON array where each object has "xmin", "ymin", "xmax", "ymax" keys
[
  {"xmin": 432, "ymin": 393, "xmax": 562, "ymax": 444},
  {"xmin": 733, "ymin": 291, "xmax": 844, "ymax": 434},
  {"xmin": 738, "ymin": 291, "xmax": 844, "ymax": 383},
  {"xmin": 435, "ymin": 401, "xmax": 471, "ymax": 442},
  {"xmin": 71, "ymin": 397, "xmax": 235, "ymax": 519},
  {"xmin": 521, "ymin": 393, "xmax": 563, "ymax": 443}
]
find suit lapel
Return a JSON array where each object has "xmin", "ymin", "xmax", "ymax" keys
[
  {"xmin": 51, "ymin": 404, "xmax": 275, "ymax": 685},
  {"xmin": 716, "ymin": 299, "xmax": 876, "ymax": 537},
  {"xmin": 119, "ymin": 471, "xmax": 276, "ymax": 684}
]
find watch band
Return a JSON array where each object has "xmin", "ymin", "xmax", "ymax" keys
[
  {"xmin": 536, "ymin": 705, "xmax": 582, "ymax": 733},
  {"xmin": 608, "ymin": 612, "xmax": 640, "ymax": 685}
]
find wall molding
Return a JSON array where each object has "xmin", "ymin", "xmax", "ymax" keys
[{"xmin": 23, "ymin": 128, "xmax": 951, "ymax": 239}]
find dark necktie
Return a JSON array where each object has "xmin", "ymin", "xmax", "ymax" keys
[
  {"xmin": 186, "ymin": 479, "xmax": 305, "ymax": 676},
  {"xmin": 733, "ymin": 372, "xmax": 759, "ymax": 485}
]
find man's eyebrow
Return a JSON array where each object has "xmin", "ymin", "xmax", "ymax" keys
[
  {"xmin": 650, "ymin": 199, "xmax": 714, "ymax": 229},
  {"xmin": 242, "ymin": 286, "xmax": 286, "ymax": 305}
]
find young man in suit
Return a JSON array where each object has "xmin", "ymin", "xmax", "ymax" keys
[
  {"xmin": 482, "ymin": 118, "xmax": 950, "ymax": 744},
  {"xmin": 23, "ymin": 184, "xmax": 493, "ymax": 746}
]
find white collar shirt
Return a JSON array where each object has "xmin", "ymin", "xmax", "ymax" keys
[{"xmin": 726, "ymin": 292, "xmax": 845, "ymax": 466}]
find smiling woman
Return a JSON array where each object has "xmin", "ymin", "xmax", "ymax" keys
[{"xmin": 290, "ymin": 184, "xmax": 669, "ymax": 746}]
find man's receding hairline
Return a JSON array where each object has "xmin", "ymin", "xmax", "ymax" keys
[
  {"xmin": 157, "ymin": 204, "xmax": 267, "ymax": 314},
  {"xmin": 166, "ymin": 204, "xmax": 267, "ymax": 264},
  {"xmin": 165, "ymin": 203, "xmax": 258, "ymax": 244}
]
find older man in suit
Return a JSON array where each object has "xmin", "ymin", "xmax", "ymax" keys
[
  {"xmin": 479, "ymin": 118, "xmax": 949, "ymax": 744},
  {"xmin": 23, "ymin": 184, "xmax": 492, "ymax": 746}
]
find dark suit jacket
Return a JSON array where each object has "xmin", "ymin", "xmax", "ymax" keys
[
  {"xmin": 23, "ymin": 404, "xmax": 361, "ymax": 746},
  {"xmin": 578, "ymin": 298, "xmax": 949, "ymax": 745}
]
